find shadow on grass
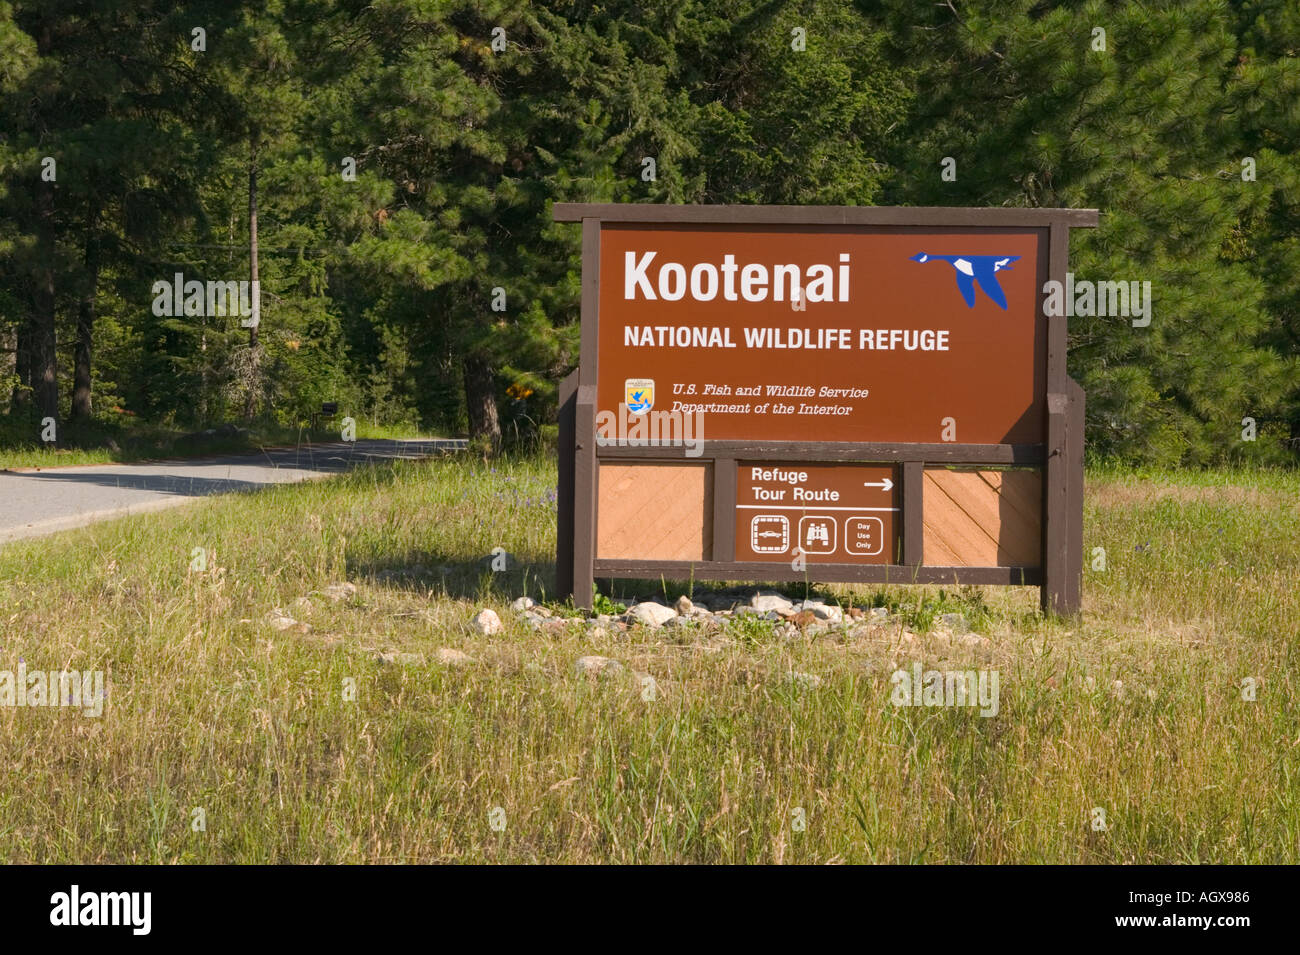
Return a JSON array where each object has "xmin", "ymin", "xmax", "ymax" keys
[
  {"xmin": 347, "ymin": 547, "xmax": 880, "ymax": 612},
  {"xmin": 346, "ymin": 550, "xmax": 559, "ymax": 602}
]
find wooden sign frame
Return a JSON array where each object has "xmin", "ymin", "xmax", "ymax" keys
[{"xmin": 554, "ymin": 204, "xmax": 1097, "ymax": 615}]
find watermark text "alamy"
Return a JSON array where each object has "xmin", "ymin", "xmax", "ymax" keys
[
  {"xmin": 0, "ymin": 664, "xmax": 104, "ymax": 717},
  {"xmin": 1043, "ymin": 273, "xmax": 1151, "ymax": 327},
  {"xmin": 151, "ymin": 273, "xmax": 259, "ymax": 325}
]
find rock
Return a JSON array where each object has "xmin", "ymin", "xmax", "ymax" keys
[
  {"xmin": 472, "ymin": 608, "xmax": 503, "ymax": 635},
  {"xmin": 847, "ymin": 607, "xmax": 864, "ymax": 619},
  {"xmin": 869, "ymin": 607, "xmax": 890, "ymax": 622},
  {"xmin": 790, "ymin": 609, "xmax": 817, "ymax": 628},
  {"xmin": 575, "ymin": 655, "xmax": 624, "ymax": 678},
  {"xmin": 376, "ymin": 650, "xmax": 423, "ymax": 665},
  {"xmin": 751, "ymin": 592, "xmax": 795, "ymax": 614},
  {"xmin": 322, "ymin": 581, "xmax": 357, "ymax": 602},
  {"xmin": 674, "ymin": 595, "xmax": 694, "ymax": 614},
  {"xmin": 785, "ymin": 670, "xmax": 823, "ymax": 690},
  {"xmin": 510, "ymin": 596, "xmax": 535, "ymax": 613},
  {"xmin": 521, "ymin": 611, "xmax": 544, "ymax": 631},
  {"xmin": 588, "ymin": 626, "xmax": 609, "ymax": 640},
  {"xmin": 266, "ymin": 610, "xmax": 308, "ymax": 632},
  {"xmin": 955, "ymin": 633, "xmax": 991, "ymax": 648},
  {"xmin": 290, "ymin": 596, "xmax": 313, "ymax": 613},
  {"xmin": 803, "ymin": 600, "xmax": 843, "ymax": 623},
  {"xmin": 435, "ymin": 648, "xmax": 473, "ymax": 666},
  {"xmin": 627, "ymin": 601, "xmax": 677, "ymax": 627},
  {"xmin": 541, "ymin": 619, "xmax": 568, "ymax": 636},
  {"xmin": 939, "ymin": 612, "xmax": 969, "ymax": 633}
]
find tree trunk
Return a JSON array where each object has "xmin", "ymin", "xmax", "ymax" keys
[
  {"xmin": 33, "ymin": 177, "xmax": 59, "ymax": 434},
  {"xmin": 243, "ymin": 132, "xmax": 261, "ymax": 421},
  {"xmin": 12, "ymin": 312, "xmax": 32, "ymax": 411},
  {"xmin": 72, "ymin": 199, "xmax": 100, "ymax": 422},
  {"xmin": 463, "ymin": 355, "xmax": 501, "ymax": 452}
]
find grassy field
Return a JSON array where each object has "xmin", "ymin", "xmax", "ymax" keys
[{"xmin": 0, "ymin": 455, "xmax": 1296, "ymax": 863}]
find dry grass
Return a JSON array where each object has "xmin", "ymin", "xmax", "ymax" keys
[{"xmin": 0, "ymin": 455, "xmax": 1296, "ymax": 863}]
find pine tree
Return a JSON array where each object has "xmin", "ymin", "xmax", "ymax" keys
[{"xmin": 874, "ymin": 0, "xmax": 1293, "ymax": 465}]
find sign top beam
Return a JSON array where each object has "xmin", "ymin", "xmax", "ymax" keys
[{"xmin": 552, "ymin": 203, "xmax": 1099, "ymax": 228}]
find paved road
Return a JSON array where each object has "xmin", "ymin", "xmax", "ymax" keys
[{"xmin": 0, "ymin": 439, "xmax": 465, "ymax": 544}]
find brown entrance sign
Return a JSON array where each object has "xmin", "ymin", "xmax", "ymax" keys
[{"xmin": 554, "ymin": 204, "xmax": 1096, "ymax": 615}]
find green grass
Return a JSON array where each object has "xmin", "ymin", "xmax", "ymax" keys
[{"xmin": 0, "ymin": 456, "xmax": 1296, "ymax": 863}]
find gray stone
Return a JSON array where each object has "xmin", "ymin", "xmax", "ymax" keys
[
  {"xmin": 751, "ymin": 592, "xmax": 795, "ymax": 614},
  {"xmin": 575, "ymin": 655, "xmax": 624, "ymax": 678},
  {"xmin": 939, "ymin": 612, "xmax": 969, "ymax": 633},
  {"xmin": 803, "ymin": 600, "xmax": 843, "ymax": 623},
  {"xmin": 376, "ymin": 650, "xmax": 423, "ymax": 665},
  {"xmin": 627, "ymin": 601, "xmax": 678, "ymax": 628},
  {"xmin": 322, "ymin": 581, "xmax": 357, "ymax": 602},
  {"xmin": 510, "ymin": 596, "xmax": 535, "ymax": 613},
  {"xmin": 785, "ymin": 670, "xmax": 823, "ymax": 690},
  {"xmin": 266, "ymin": 610, "xmax": 307, "ymax": 632},
  {"xmin": 435, "ymin": 648, "xmax": 474, "ymax": 666},
  {"xmin": 869, "ymin": 607, "xmax": 890, "ymax": 622},
  {"xmin": 674, "ymin": 595, "xmax": 694, "ymax": 614},
  {"xmin": 472, "ymin": 608, "xmax": 503, "ymax": 635}
]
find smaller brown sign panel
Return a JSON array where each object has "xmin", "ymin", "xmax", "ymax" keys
[{"xmin": 735, "ymin": 463, "xmax": 898, "ymax": 563}]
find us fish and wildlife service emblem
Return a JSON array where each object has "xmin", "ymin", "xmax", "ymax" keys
[{"xmin": 625, "ymin": 378, "xmax": 654, "ymax": 415}]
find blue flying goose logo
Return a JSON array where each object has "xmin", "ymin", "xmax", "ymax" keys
[{"xmin": 910, "ymin": 253, "xmax": 1020, "ymax": 310}]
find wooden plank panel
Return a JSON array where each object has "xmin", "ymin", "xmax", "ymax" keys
[
  {"xmin": 923, "ymin": 472, "xmax": 999, "ymax": 565},
  {"xmin": 924, "ymin": 469, "xmax": 1041, "ymax": 567},
  {"xmin": 597, "ymin": 463, "xmax": 712, "ymax": 561}
]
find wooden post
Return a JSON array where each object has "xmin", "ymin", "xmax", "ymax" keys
[
  {"xmin": 711, "ymin": 455, "xmax": 737, "ymax": 561},
  {"xmin": 1064, "ymin": 377, "xmax": 1086, "ymax": 612},
  {"xmin": 572, "ymin": 384, "xmax": 597, "ymax": 609},
  {"xmin": 1041, "ymin": 220, "xmax": 1083, "ymax": 616},
  {"xmin": 902, "ymin": 461, "xmax": 923, "ymax": 569},
  {"xmin": 555, "ymin": 369, "xmax": 578, "ymax": 600},
  {"xmin": 569, "ymin": 217, "xmax": 601, "ymax": 609},
  {"xmin": 1042, "ymin": 392, "xmax": 1071, "ymax": 614}
]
